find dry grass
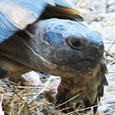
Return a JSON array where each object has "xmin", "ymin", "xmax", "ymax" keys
[{"xmin": 0, "ymin": 79, "xmax": 55, "ymax": 114}]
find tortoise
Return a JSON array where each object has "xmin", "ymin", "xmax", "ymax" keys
[{"xmin": 0, "ymin": 0, "xmax": 107, "ymax": 113}]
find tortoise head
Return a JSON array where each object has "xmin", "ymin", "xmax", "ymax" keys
[{"xmin": 26, "ymin": 18, "xmax": 104, "ymax": 77}]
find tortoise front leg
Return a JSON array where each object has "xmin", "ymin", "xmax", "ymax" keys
[{"xmin": 0, "ymin": 67, "xmax": 7, "ymax": 78}]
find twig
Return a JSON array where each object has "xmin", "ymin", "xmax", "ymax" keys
[
  {"xmin": 105, "ymin": 50, "xmax": 115, "ymax": 58},
  {"xmin": 13, "ymin": 86, "xmax": 30, "ymax": 108},
  {"xmin": 104, "ymin": 110, "xmax": 115, "ymax": 115},
  {"xmin": 55, "ymin": 91, "xmax": 84, "ymax": 109},
  {"xmin": 67, "ymin": 103, "xmax": 115, "ymax": 114},
  {"xmin": 107, "ymin": 40, "xmax": 115, "ymax": 52}
]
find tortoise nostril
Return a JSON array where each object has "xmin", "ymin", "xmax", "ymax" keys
[{"xmin": 66, "ymin": 37, "xmax": 85, "ymax": 50}]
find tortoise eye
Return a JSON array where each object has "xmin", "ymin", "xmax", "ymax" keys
[{"xmin": 66, "ymin": 37, "xmax": 85, "ymax": 50}]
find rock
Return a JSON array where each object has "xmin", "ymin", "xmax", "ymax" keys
[
  {"xmin": 107, "ymin": 0, "xmax": 115, "ymax": 12},
  {"xmin": 22, "ymin": 71, "xmax": 43, "ymax": 86}
]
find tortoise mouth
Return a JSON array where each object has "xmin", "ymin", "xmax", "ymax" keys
[
  {"xmin": 70, "ymin": 58, "xmax": 99, "ymax": 72},
  {"xmin": 78, "ymin": 58, "xmax": 97, "ymax": 65}
]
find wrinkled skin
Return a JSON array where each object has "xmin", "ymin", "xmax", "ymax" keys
[{"xmin": 0, "ymin": 18, "xmax": 107, "ymax": 113}]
